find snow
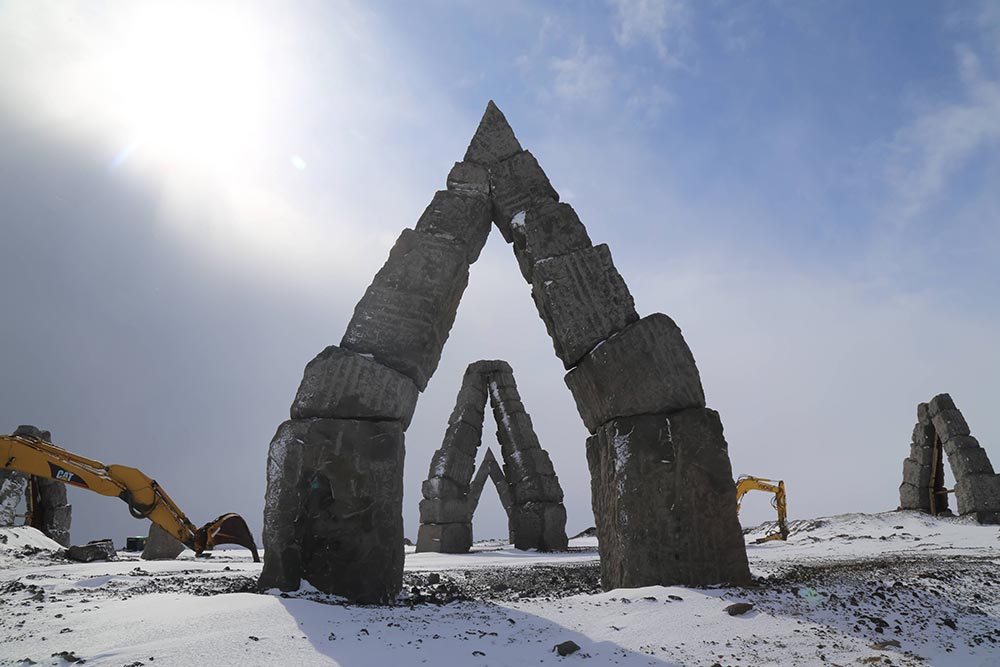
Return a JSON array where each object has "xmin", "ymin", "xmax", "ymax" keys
[
  {"xmin": 3, "ymin": 511, "xmax": 1000, "ymax": 666},
  {"xmin": 510, "ymin": 211, "xmax": 526, "ymax": 229}
]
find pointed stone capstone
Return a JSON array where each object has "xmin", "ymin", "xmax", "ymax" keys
[{"xmin": 416, "ymin": 360, "xmax": 568, "ymax": 553}]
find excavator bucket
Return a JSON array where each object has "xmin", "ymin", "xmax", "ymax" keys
[{"xmin": 192, "ymin": 513, "xmax": 260, "ymax": 562}]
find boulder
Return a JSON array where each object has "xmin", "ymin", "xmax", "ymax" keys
[
  {"xmin": 290, "ymin": 345, "xmax": 420, "ymax": 428},
  {"xmin": 414, "ymin": 190, "xmax": 493, "ymax": 263},
  {"xmin": 141, "ymin": 522, "xmax": 186, "ymax": 560},
  {"xmin": 341, "ymin": 229, "xmax": 470, "ymax": 390},
  {"xmin": 511, "ymin": 197, "xmax": 593, "ymax": 282},
  {"xmin": 415, "ymin": 522, "xmax": 473, "ymax": 554},
  {"xmin": 586, "ymin": 409, "xmax": 750, "ymax": 589},
  {"xmin": 531, "ymin": 244, "xmax": 639, "ymax": 368},
  {"xmin": 258, "ymin": 418, "xmax": 405, "ymax": 604},
  {"xmin": 565, "ymin": 313, "xmax": 706, "ymax": 433},
  {"xmin": 899, "ymin": 481, "xmax": 930, "ymax": 510},
  {"xmin": 67, "ymin": 539, "xmax": 116, "ymax": 563}
]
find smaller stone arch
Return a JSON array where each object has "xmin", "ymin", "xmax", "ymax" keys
[
  {"xmin": 416, "ymin": 360, "xmax": 568, "ymax": 553},
  {"xmin": 899, "ymin": 393, "xmax": 1000, "ymax": 524}
]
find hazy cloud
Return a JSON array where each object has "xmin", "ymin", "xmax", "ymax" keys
[{"xmin": 609, "ymin": 0, "xmax": 692, "ymax": 67}]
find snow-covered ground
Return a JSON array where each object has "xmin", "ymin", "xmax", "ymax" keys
[{"xmin": 2, "ymin": 511, "xmax": 999, "ymax": 666}]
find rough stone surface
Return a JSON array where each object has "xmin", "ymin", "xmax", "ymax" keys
[
  {"xmin": 35, "ymin": 478, "xmax": 71, "ymax": 547},
  {"xmin": 418, "ymin": 498, "xmax": 471, "ymax": 524},
  {"xmin": 141, "ymin": 521, "xmax": 186, "ymax": 560},
  {"xmin": 464, "ymin": 100, "xmax": 523, "ymax": 165},
  {"xmin": 290, "ymin": 345, "xmax": 420, "ymax": 428},
  {"xmin": 258, "ymin": 418, "xmax": 405, "ymax": 603},
  {"xmin": 415, "ymin": 522, "xmax": 472, "ymax": 553},
  {"xmin": 417, "ymin": 360, "xmax": 567, "ymax": 553},
  {"xmin": 341, "ymin": 229, "xmax": 470, "ymax": 390},
  {"xmin": 511, "ymin": 197, "xmax": 593, "ymax": 282},
  {"xmin": 490, "ymin": 151, "xmax": 560, "ymax": 241},
  {"xmin": 509, "ymin": 501, "xmax": 568, "ymax": 551},
  {"xmin": 587, "ymin": 409, "xmax": 751, "ymax": 589},
  {"xmin": 421, "ymin": 476, "xmax": 466, "ymax": 501},
  {"xmin": 531, "ymin": 244, "xmax": 639, "ymax": 368},
  {"xmin": 446, "ymin": 161, "xmax": 491, "ymax": 196},
  {"xmin": 565, "ymin": 313, "xmax": 707, "ymax": 433},
  {"xmin": 67, "ymin": 539, "xmax": 116, "ymax": 563},
  {"xmin": 414, "ymin": 190, "xmax": 493, "ymax": 263},
  {"xmin": 898, "ymin": 393, "xmax": 998, "ymax": 524},
  {"xmin": 5, "ymin": 427, "xmax": 72, "ymax": 545},
  {"xmin": 0, "ymin": 470, "xmax": 28, "ymax": 527}
]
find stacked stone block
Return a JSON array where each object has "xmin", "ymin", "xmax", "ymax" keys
[
  {"xmin": 470, "ymin": 102, "xmax": 750, "ymax": 589},
  {"xmin": 259, "ymin": 154, "xmax": 492, "ymax": 603},
  {"xmin": 416, "ymin": 360, "xmax": 568, "ymax": 553},
  {"xmin": 262, "ymin": 100, "xmax": 749, "ymax": 601},
  {"xmin": 899, "ymin": 394, "xmax": 1000, "ymax": 524},
  {"xmin": 0, "ymin": 426, "xmax": 72, "ymax": 546}
]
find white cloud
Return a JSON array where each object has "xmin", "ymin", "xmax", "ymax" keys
[
  {"xmin": 885, "ymin": 47, "xmax": 1000, "ymax": 225},
  {"xmin": 609, "ymin": 0, "xmax": 692, "ymax": 67},
  {"xmin": 548, "ymin": 42, "xmax": 615, "ymax": 103}
]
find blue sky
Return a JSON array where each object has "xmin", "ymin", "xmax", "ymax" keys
[{"xmin": 1, "ymin": 0, "xmax": 998, "ymax": 545}]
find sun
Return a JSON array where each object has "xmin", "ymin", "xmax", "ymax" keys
[{"xmin": 105, "ymin": 3, "xmax": 270, "ymax": 173}]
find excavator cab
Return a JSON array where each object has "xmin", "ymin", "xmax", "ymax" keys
[{"xmin": 736, "ymin": 475, "xmax": 789, "ymax": 544}]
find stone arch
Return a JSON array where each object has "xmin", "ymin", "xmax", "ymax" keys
[
  {"xmin": 260, "ymin": 102, "xmax": 749, "ymax": 602},
  {"xmin": 899, "ymin": 393, "xmax": 1000, "ymax": 524},
  {"xmin": 415, "ymin": 360, "xmax": 568, "ymax": 554}
]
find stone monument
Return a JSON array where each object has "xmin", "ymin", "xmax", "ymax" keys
[
  {"xmin": 899, "ymin": 393, "xmax": 1000, "ymax": 524},
  {"xmin": 260, "ymin": 102, "xmax": 749, "ymax": 602},
  {"xmin": 416, "ymin": 360, "xmax": 567, "ymax": 553}
]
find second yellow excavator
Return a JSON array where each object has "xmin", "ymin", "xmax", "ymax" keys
[
  {"xmin": 1, "ymin": 430, "xmax": 259, "ymax": 561},
  {"xmin": 735, "ymin": 475, "xmax": 789, "ymax": 544}
]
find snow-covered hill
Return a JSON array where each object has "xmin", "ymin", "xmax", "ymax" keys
[{"xmin": 2, "ymin": 511, "xmax": 999, "ymax": 666}]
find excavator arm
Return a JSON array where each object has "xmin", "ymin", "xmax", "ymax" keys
[
  {"xmin": 1, "ymin": 433, "xmax": 259, "ymax": 561},
  {"xmin": 735, "ymin": 475, "xmax": 788, "ymax": 544}
]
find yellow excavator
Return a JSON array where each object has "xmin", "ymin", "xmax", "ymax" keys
[
  {"xmin": 735, "ymin": 475, "xmax": 789, "ymax": 544},
  {"xmin": 1, "ymin": 431, "xmax": 259, "ymax": 561}
]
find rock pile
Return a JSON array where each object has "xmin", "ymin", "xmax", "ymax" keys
[
  {"xmin": 416, "ymin": 360, "xmax": 567, "ymax": 553},
  {"xmin": 260, "ymin": 101, "xmax": 749, "ymax": 601},
  {"xmin": 899, "ymin": 393, "xmax": 1000, "ymax": 524}
]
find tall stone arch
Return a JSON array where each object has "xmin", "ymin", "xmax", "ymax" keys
[
  {"xmin": 260, "ymin": 102, "xmax": 750, "ymax": 603},
  {"xmin": 899, "ymin": 393, "xmax": 1000, "ymax": 524},
  {"xmin": 415, "ymin": 360, "xmax": 568, "ymax": 553}
]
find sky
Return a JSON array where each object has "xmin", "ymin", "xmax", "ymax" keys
[{"xmin": 1, "ymin": 0, "xmax": 998, "ymax": 548}]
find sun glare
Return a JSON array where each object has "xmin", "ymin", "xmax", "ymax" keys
[{"xmin": 106, "ymin": 4, "xmax": 269, "ymax": 173}]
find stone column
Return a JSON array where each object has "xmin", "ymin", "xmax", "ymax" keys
[
  {"xmin": 470, "ymin": 102, "xmax": 750, "ymax": 588},
  {"xmin": 260, "ymin": 167, "xmax": 492, "ymax": 602}
]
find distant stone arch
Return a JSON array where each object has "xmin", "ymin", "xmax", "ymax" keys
[
  {"xmin": 899, "ymin": 393, "xmax": 1000, "ymax": 524},
  {"xmin": 259, "ymin": 102, "xmax": 750, "ymax": 603},
  {"xmin": 415, "ymin": 360, "xmax": 567, "ymax": 553}
]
